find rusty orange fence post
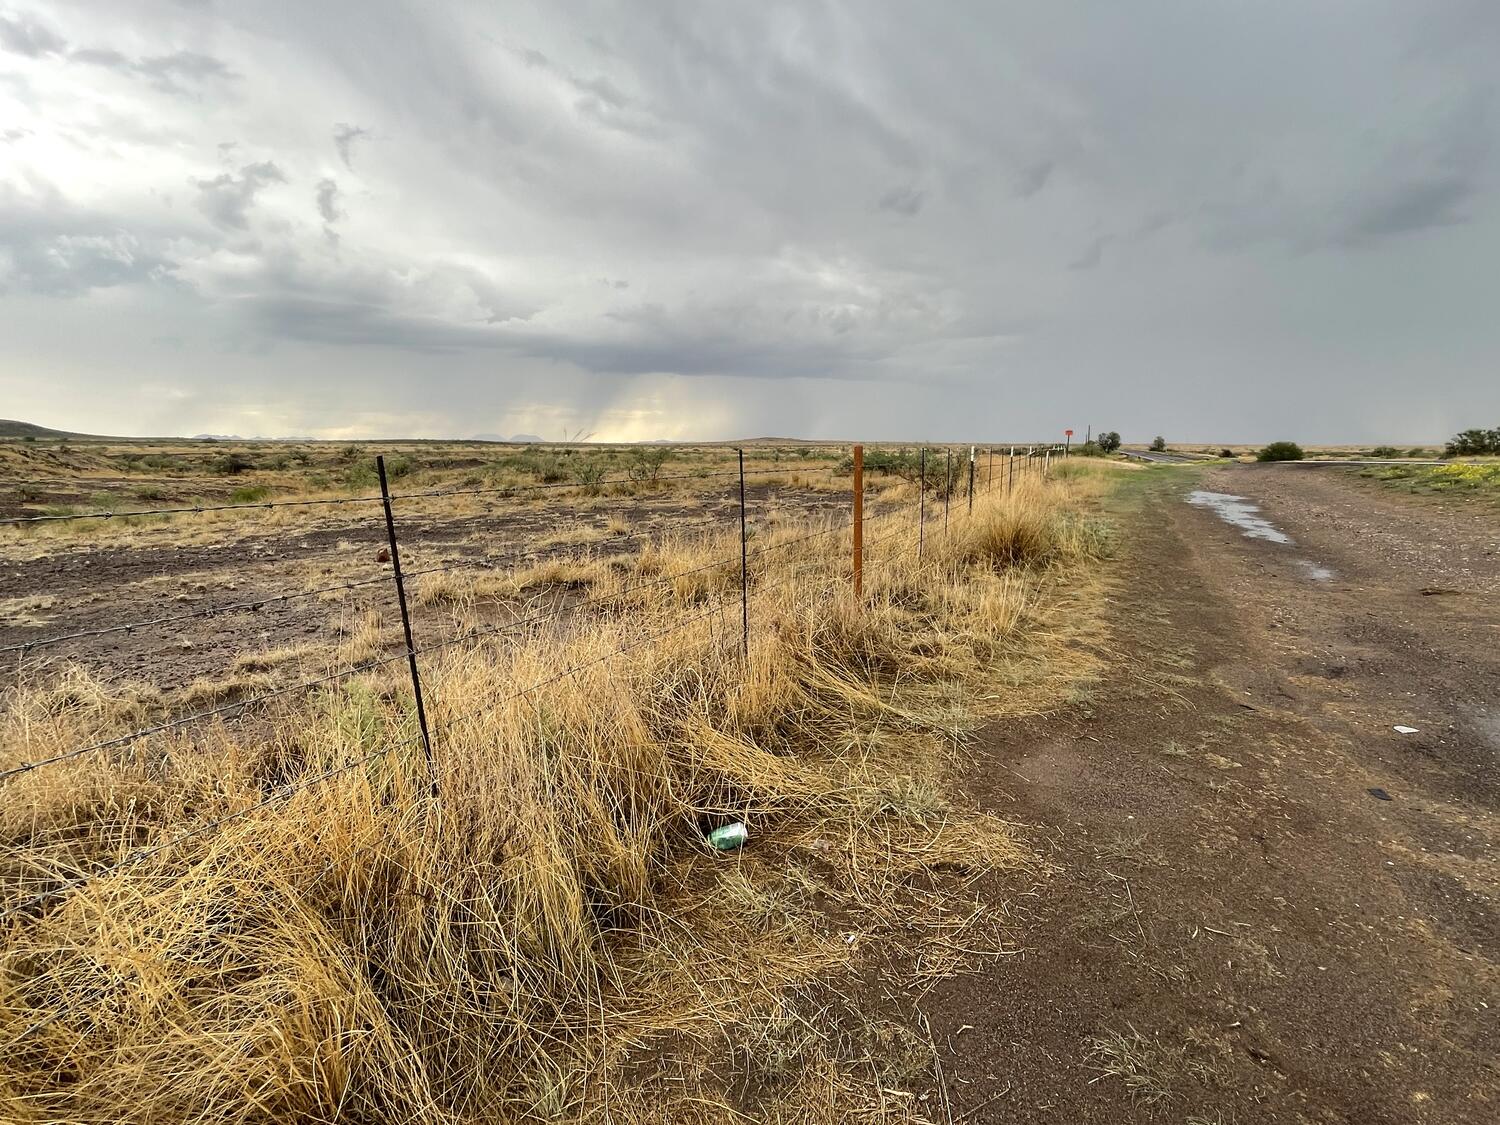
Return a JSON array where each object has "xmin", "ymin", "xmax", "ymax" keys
[{"xmin": 852, "ymin": 443, "xmax": 864, "ymax": 599}]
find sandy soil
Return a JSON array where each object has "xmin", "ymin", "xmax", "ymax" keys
[{"xmin": 925, "ymin": 465, "xmax": 1498, "ymax": 1123}]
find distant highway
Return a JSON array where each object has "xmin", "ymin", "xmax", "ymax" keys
[
  {"xmin": 1123, "ymin": 452, "xmax": 1450, "ymax": 468},
  {"xmin": 1121, "ymin": 449, "xmax": 1201, "ymax": 464}
]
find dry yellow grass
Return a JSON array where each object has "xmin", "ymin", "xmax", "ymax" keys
[{"xmin": 0, "ymin": 469, "xmax": 1112, "ymax": 1123}]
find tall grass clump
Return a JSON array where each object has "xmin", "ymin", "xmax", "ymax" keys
[{"xmin": 0, "ymin": 477, "xmax": 1108, "ymax": 1123}]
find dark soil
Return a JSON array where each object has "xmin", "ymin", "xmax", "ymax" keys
[
  {"xmin": 0, "ymin": 484, "xmax": 855, "ymax": 689},
  {"xmin": 924, "ymin": 466, "xmax": 1498, "ymax": 1123}
]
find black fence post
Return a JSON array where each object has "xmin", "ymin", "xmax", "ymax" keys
[
  {"xmin": 377, "ymin": 455, "xmax": 437, "ymax": 798},
  {"xmin": 967, "ymin": 446, "xmax": 976, "ymax": 514},
  {"xmin": 918, "ymin": 446, "xmax": 926, "ymax": 561},
  {"xmin": 737, "ymin": 448, "xmax": 749, "ymax": 662}
]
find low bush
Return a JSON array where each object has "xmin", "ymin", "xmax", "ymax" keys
[
  {"xmin": 1256, "ymin": 441, "xmax": 1304, "ymax": 462},
  {"xmin": 624, "ymin": 446, "xmax": 674, "ymax": 483},
  {"xmin": 210, "ymin": 453, "xmax": 255, "ymax": 476}
]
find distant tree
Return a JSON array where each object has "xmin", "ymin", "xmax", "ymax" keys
[
  {"xmin": 1256, "ymin": 441, "xmax": 1304, "ymax": 462},
  {"xmin": 626, "ymin": 446, "xmax": 674, "ymax": 483},
  {"xmin": 1149, "ymin": 436, "xmax": 1167, "ymax": 452},
  {"xmin": 1444, "ymin": 427, "xmax": 1500, "ymax": 456},
  {"xmin": 1096, "ymin": 431, "xmax": 1122, "ymax": 453}
]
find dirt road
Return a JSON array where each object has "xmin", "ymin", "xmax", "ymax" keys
[{"xmin": 931, "ymin": 465, "xmax": 1498, "ymax": 1123}]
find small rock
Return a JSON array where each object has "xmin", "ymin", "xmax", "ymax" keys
[
  {"xmin": 1368, "ymin": 787, "xmax": 1392, "ymax": 801},
  {"xmin": 376, "ymin": 547, "xmax": 391, "ymax": 563}
]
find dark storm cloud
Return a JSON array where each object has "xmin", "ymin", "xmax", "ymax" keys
[
  {"xmin": 3, "ymin": 0, "xmax": 1498, "ymax": 441},
  {"xmin": 193, "ymin": 162, "xmax": 285, "ymax": 230},
  {"xmin": 1326, "ymin": 97, "xmax": 1494, "ymax": 248}
]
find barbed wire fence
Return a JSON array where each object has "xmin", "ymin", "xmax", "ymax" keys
[{"xmin": 0, "ymin": 442, "xmax": 1066, "ymax": 932}]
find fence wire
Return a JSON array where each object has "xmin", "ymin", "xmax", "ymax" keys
[{"xmin": 1, "ymin": 445, "xmax": 1037, "ymax": 926}]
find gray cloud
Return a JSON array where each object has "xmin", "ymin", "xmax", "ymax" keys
[
  {"xmin": 72, "ymin": 44, "xmax": 235, "ymax": 94},
  {"xmin": 0, "ymin": 12, "xmax": 65, "ymax": 57},
  {"xmin": 0, "ymin": 186, "xmax": 183, "ymax": 296},
  {"xmin": 877, "ymin": 186, "xmax": 924, "ymax": 217},
  {"xmin": 315, "ymin": 178, "xmax": 341, "ymax": 224},
  {"xmin": 1015, "ymin": 160, "xmax": 1054, "ymax": 198},
  {"xmin": 2, "ymin": 1, "xmax": 1498, "ymax": 442},
  {"xmin": 193, "ymin": 162, "xmax": 285, "ymax": 230},
  {"xmin": 332, "ymin": 124, "xmax": 369, "ymax": 170},
  {"xmin": 1068, "ymin": 236, "xmax": 1108, "ymax": 271}
]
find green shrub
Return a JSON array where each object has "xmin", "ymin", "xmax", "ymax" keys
[
  {"xmin": 210, "ymin": 453, "xmax": 255, "ymax": 475},
  {"xmin": 1219, "ymin": 448, "xmax": 1235, "ymax": 459},
  {"xmin": 1256, "ymin": 441, "xmax": 1305, "ymax": 462},
  {"xmin": 624, "ymin": 447, "xmax": 674, "ymax": 483},
  {"xmin": 1370, "ymin": 446, "xmax": 1399, "ymax": 458},
  {"xmin": 1443, "ymin": 427, "xmax": 1500, "ymax": 456},
  {"xmin": 230, "ymin": 485, "xmax": 272, "ymax": 503},
  {"xmin": 573, "ymin": 459, "xmax": 608, "ymax": 492}
]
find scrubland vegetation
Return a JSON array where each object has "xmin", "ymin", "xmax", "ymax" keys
[
  {"xmin": 1256, "ymin": 441, "xmax": 1305, "ymax": 462},
  {"xmin": 1361, "ymin": 460, "xmax": 1500, "ymax": 499},
  {"xmin": 0, "ymin": 454, "xmax": 1117, "ymax": 1123}
]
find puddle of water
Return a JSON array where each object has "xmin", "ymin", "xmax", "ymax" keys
[
  {"xmin": 1186, "ymin": 492, "xmax": 1337, "ymax": 582},
  {"xmin": 1187, "ymin": 491, "xmax": 1292, "ymax": 544}
]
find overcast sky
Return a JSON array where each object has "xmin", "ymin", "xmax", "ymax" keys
[{"xmin": 2, "ymin": 2, "xmax": 1497, "ymax": 442}]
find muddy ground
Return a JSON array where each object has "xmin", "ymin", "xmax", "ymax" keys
[{"xmin": 922, "ymin": 465, "xmax": 1497, "ymax": 1122}]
